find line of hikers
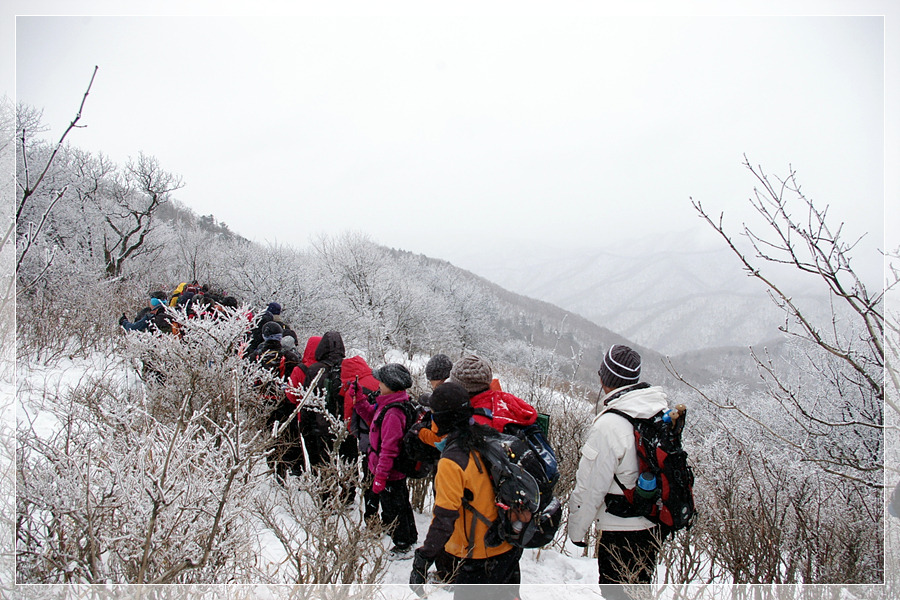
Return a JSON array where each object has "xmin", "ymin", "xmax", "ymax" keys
[{"xmin": 120, "ymin": 285, "xmax": 695, "ymax": 600}]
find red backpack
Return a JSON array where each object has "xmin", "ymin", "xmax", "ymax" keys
[
  {"xmin": 603, "ymin": 404, "xmax": 696, "ymax": 536},
  {"xmin": 339, "ymin": 355, "xmax": 380, "ymax": 424},
  {"xmin": 471, "ymin": 390, "xmax": 538, "ymax": 432}
]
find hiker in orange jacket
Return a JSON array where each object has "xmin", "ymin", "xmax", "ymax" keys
[{"xmin": 409, "ymin": 382, "xmax": 522, "ymax": 599}]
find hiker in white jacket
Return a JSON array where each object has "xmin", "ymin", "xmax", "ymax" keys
[{"xmin": 568, "ymin": 345, "xmax": 668, "ymax": 594}]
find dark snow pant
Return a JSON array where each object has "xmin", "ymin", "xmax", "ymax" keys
[
  {"xmin": 298, "ymin": 410, "xmax": 358, "ymax": 504},
  {"xmin": 363, "ymin": 479, "xmax": 380, "ymax": 522},
  {"xmin": 449, "ymin": 546, "xmax": 523, "ymax": 600},
  {"xmin": 266, "ymin": 399, "xmax": 303, "ymax": 481},
  {"xmin": 374, "ymin": 479, "xmax": 418, "ymax": 548},
  {"xmin": 597, "ymin": 527, "xmax": 660, "ymax": 600},
  {"xmin": 434, "ymin": 548, "xmax": 457, "ymax": 583}
]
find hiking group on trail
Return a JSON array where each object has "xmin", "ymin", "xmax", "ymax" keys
[{"xmin": 119, "ymin": 283, "xmax": 695, "ymax": 599}]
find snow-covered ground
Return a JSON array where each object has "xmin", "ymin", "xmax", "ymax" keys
[
  {"xmin": 15, "ymin": 352, "xmax": 603, "ymax": 593},
  {"xmin": 379, "ymin": 507, "xmax": 599, "ymax": 593}
]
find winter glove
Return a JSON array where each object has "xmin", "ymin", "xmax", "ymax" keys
[
  {"xmin": 409, "ymin": 549, "xmax": 433, "ymax": 598},
  {"xmin": 347, "ymin": 380, "xmax": 362, "ymax": 402},
  {"xmin": 118, "ymin": 313, "xmax": 128, "ymax": 327},
  {"xmin": 371, "ymin": 478, "xmax": 386, "ymax": 494}
]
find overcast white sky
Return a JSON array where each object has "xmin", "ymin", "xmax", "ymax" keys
[{"xmin": 4, "ymin": 1, "xmax": 896, "ymax": 282}]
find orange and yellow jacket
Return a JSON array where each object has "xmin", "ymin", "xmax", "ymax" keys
[
  {"xmin": 417, "ymin": 420, "xmax": 444, "ymax": 447},
  {"xmin": 419, "ymin": 434, "xmax": 514, "ymax": 560}
]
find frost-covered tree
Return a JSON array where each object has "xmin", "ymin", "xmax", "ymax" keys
[
  {"xmin": 0, "ymin": 94, "xmax": 14, "ymax": 591},
  {"xmin": 15, "ymin": 68, "xmax": 98, "ymax": 295},
  {"xmin": 428, "ymin": 261, "xmax": 499, "ymax": 355},
  {"xmin": 13, "ymin": 85, "xmax": 191, "ymax": 363},
  {"xmin": 691, "ymin": 157, "xmax": 885, "ymax": 487},
  {"xmin": 676, "ymin": 157, "xmax": 890, "ymax": 583},
  {"xmin": 98, "ymin": 152, "xmax": 182, "ymax": 278}
]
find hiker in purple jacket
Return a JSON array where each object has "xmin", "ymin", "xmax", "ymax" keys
[{"xmin": 351, "ymin": 362, "xmax": 418, "ymax": 559}]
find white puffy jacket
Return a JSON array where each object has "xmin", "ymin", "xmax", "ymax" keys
[{"xmin": 568, "ymin": 384, "xmax": 669, "ymax": 541}]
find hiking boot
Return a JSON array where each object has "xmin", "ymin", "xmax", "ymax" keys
[{"xmin": 388, "ymin": 545, "xmax": 414, "ymax": 560}]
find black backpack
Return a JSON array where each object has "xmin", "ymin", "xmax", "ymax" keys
[
  {"xmin": 322, "ymin": 361, "xmax": 344, "ymax": 419},
  {"xmin": 253, "ymin": 347, "xmax": 287, "ymax": 399},
  {"xmin": 465, "ymin": 427, "xmax": 562, "ymax": 550},
  {"xmin": 603, "ymin": 404, "xmax": 696, "ymax": 535},
  {"xmin": 373, "ymin": 401, "xmax": 440, "ymax": 479}
]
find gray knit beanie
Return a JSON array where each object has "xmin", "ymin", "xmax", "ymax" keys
[
  {"xmin": 425, "ymin": 353, "xmax": 453, "ymax": 381},
  {"xmin": 373, "ymin": 363, "xmax": 413, "ymax": 391},
  {"xmin": 449, "ymin": 354, "xmax": 493, "ymax": 395},
  {"xmin": 598, "ymin": 344, "xmax": 642, "ymax": 390}
]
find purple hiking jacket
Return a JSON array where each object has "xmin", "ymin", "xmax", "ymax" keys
[{"xmin": 354, "ymin": 390, "xmax": 409, "ymax": 482}]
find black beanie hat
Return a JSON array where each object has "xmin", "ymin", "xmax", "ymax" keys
[
  {"xmin": 373, "ymin": 363, "xmax": 413, "ymax": 391},
  {"xmin": 425, "ymin": 354, "xmax": 453, "ymax": 381},
  {"xmin": 261, "ymin": 321, "xmax": 283, "ymax": 340},
  {"xmin": 430, "ymin": 382, "xmax": 474, "ymax": 435},
  {"xmin": 598, "ymin": 344, "xmax": 642, "ymax": 390}
]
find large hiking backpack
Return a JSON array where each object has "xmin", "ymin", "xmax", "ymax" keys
[
  {"xmin": 373, "ymin": 401, "xmax": 440, "ymax": 479},
  {"xmin": 470, "ymin": 390, "xmax": 558, "ymax": 485},
  {"xmin": 504, "ymin": 418, "xmax": 559, "ymax": 488},
  {"xmin": 603, "ymin": 404, "xmax": 696, "ymax": 535},
  {"xmin": 257, "ymin": 348, "xmax": 287, "ymax": 376},
  {"xmin": 466, "ymin": 428, "xmax": 562, "ymax": 549}
]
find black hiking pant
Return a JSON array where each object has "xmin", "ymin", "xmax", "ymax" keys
[
  {"xmin": 449, "ymin": 546, "xmax": 523, "ymax": 600},
  {"xmin": 266, "ymin": 398, "xmax": 303, "ymax": 481},
  {"xmin": 373, "ymin": 478, "xmax": 417, "ymax": 548},
  {"xmin": 298, "ymin": 409, "xmax": 359, "ymax": 468},
  {"xmin": 596, "ymin": 527, "xmax": 660, "ymax": 599}
]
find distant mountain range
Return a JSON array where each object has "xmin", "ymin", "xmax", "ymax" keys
[
  {"xmin": 448, "ymin": 230, "xmax": 832, "ymax": 357},
  {"xmin": 454, "ymin": 258, "xmax": 790, "ymax": 393}
]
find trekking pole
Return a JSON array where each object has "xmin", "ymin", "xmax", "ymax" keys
[{"xmin": 272, "ymin": 368, "xmax": 325, "ymax": 439}]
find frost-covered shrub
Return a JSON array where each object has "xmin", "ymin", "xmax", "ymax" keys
[
  {"xmin": 686, "ymin": 382, "xmax": 883, "ymax": 584},
  {"xmin": 17, "ymin": 372, "xmax": 265, "ymax": 583},
  {"xmin": 16, "ymin": 312, "xmax": 293, "ymax": 583},
  {"xmin": 251, "ymin": 454, "xmax": 390, "ymax": 585}
]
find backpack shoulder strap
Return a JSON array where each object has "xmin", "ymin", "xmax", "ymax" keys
[
  {"xmin": 461, "ymin": 450, "xmax": 494, "ymax": 558},
  {"xmin": 373, "ymin": 401, "xmax": 412, "ymax": 430},
  {"xmin": 603, "ymin": 408, "xmax": 637, "ymax": 424},
  {"xmin": 603, "ymin": 409, "xmax": 637, "ymax": 493},
  {"xmin": 371, "ymin": 402, "xmax": 413, "ymax": 454}
]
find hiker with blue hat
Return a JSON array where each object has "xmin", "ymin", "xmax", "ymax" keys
[{"xmin": 119, "ymin": 291, "xmax": 174, "ymax": 334}]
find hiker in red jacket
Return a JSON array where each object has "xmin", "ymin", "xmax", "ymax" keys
[
  {"xmin": 449, "ymin": 354, "xmax": 538, "ymax": 432},
  {"xmin": 285, "ymin": 335, "xmax": 322, "ymax": 392},
  {"xmin": 299, "ymin": 332, "xmax": 359, "ymax": 473}
]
